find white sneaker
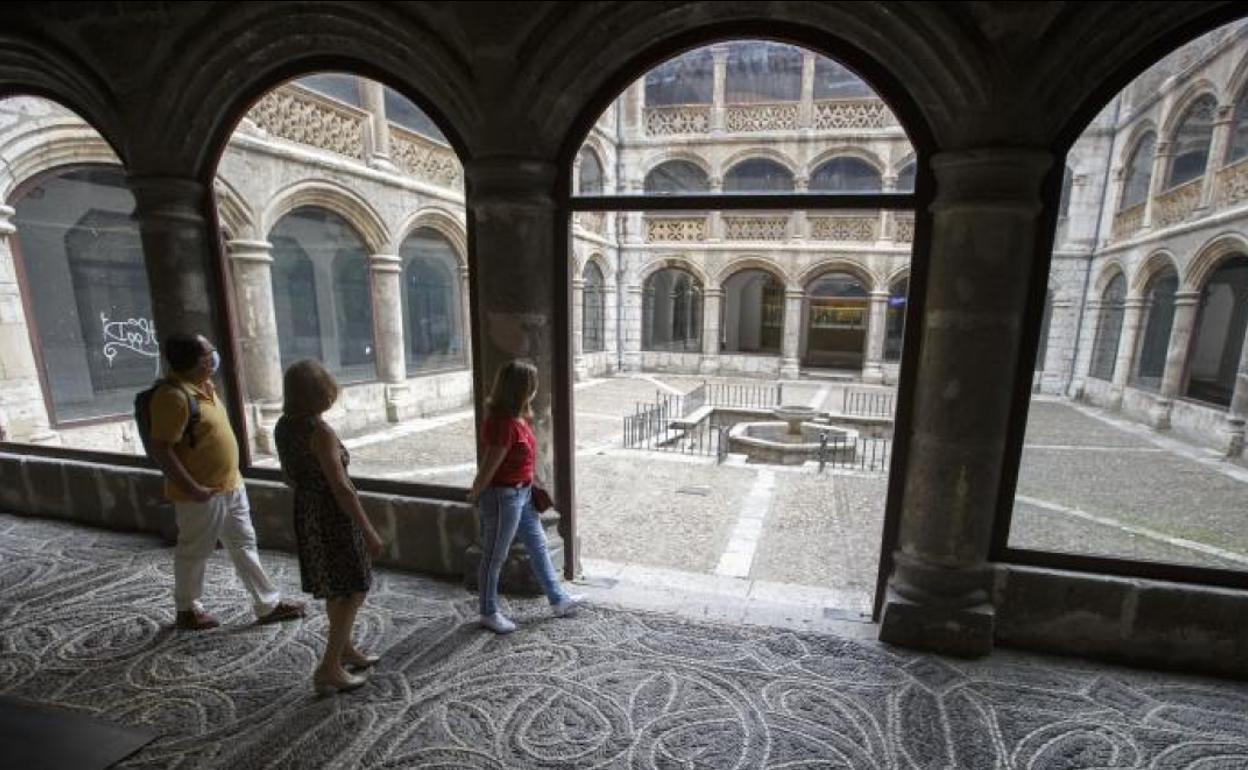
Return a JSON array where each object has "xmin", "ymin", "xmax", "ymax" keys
[
  {"xmin": 551, "ymin": 594, "xmax": 584, "ymax": 618},
  {"xmin": 479, "ymin": 612, "xmax": 516, "ymax": 634}
]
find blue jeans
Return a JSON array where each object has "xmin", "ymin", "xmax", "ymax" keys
[{"xmin": 478, "ymin": 485, "xmax": 568, "ymax": 616}]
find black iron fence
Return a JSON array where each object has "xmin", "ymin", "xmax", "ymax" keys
[
  {"xmin": 622, "ymin": 398, "xmax": 727, "ymax": 460},
  {"xmin": 817, "ymin": 434, "xmax": 893, "ymax": 473},
  {"xmin": 842, "ymin": 388, "xmax": 895, "ymax": 417},
  {"xmin": 705, "ymin": 381, "xmax": 782, "ymax": 409}
]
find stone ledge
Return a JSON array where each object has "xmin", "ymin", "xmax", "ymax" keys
[{"xmin": 995, "ymin": 564, "xmax": 1248, "ymax": 679}]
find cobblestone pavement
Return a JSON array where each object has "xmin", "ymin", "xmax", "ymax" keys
[{"xmin": 327, "ymin": 377, "xmax": 1248, "ymax": 614}]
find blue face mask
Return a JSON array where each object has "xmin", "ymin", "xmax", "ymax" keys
[{"xmin": 208, "ymin": 350, "xmax": 221, "ymax": 375}]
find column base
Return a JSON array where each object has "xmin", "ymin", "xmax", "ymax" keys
[
  {"xmin": 878, "ymin": 587, "xmax": 995, "ymax": 657},
  {"xmin": 574, "ymin": 355, "xmax": 589, "ymax": 382},
  {"xmin": 1220, "ymin": 416, "xmax": 1245, "ymax": 458},
  {"xmin": 1147, "ymin": 397, "xmax": 1172, "ymax": 430},
  {"xmin": 780, "ymin": 358, "xmax": 800, "ymax": 380},
  {"xmin": 698, "ymin": 355, "xmax": 721, "ymax": 375},
  {"xmin": 622, "ymin": 352, "xmax": 642, "ymax": 373},
  {"xmin": 253, "ymin": 400, "xmax": 283, "ymax": 456},
  {"xmin": 385, "ymin": 382, "xmax": 411, "ymax": 423},
  {"xmin": 462, "ymin": 510, "xmax": 566, "ymax": 596},
  {"xmin": 861, "ymin": 361, "xmax": 884, "ymax": 385}
]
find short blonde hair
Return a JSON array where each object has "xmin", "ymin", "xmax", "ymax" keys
[{"xmin": 282, "ymin": 359, "xmax": 339, "ymax": 417}]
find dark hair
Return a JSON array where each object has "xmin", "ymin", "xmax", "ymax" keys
[
  {"xmin": 486, "ymin": 360, "xmax": 538, "ymax": 420},
  {"xmin": 282, "ymin": 359, "xmax": 339, "ymax": 417},
  {"xmin": 164, "ymin": 333, "xmax": 206, "ymax": 373}
]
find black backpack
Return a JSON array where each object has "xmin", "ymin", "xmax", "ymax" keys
[{"xmin": 135, "ymin": 379, "xmax": 200, "ymax": 458}]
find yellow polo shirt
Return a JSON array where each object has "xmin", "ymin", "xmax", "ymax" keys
[{"xmin": 149, "ymin": 377, "xmax": 242, "ymax": 502}]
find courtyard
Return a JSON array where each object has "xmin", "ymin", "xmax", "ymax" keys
[{"xmin": 306, "ymin": 374, "xmax": 1248, "ymax": 616}]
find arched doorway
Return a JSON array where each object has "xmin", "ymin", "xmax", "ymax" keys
[{"xmin": 803, "ymin": 271, "xmax": 869, "ymax": 369}]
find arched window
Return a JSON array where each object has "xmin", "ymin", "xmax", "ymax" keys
[
  {"xmin": 810, "ymin": 157, "xmax": 882, "ymax": 192},
  {"xmin": 1132, "ymin": 266, "xmax": 1179, "ymax": 391},
  {"xmin": 269, "ymin": 207, "xmax": 376, "ymax": 383},
  {"xmin": 725, "ymin": 41, "xmax": 803, "ymax": 103},
  {"xmin": 644, "ymin": 160, "xmax": 710, "ymax": 194},
  {"xmin": 1228, "ymin": 90, "xmax": 1248, "ymax": 165},
  {"xmin": 645, "ymin": 49, "xmax": 713, "ymax": 106},
  {"xmin": 583, "ymin": 261, "xmax": 606, "ymax": 354},
  {"xmin": 896, "ymin": 162, "xmax": 916, "ymax": 194},
  {"xmin": 723, "ymin": 158, "xmax": 795, "ymax": 193},
  {"xmin": 643, "ymin": 268, "xmax": 702, "ymax": 351},
  {"xmin": 805, "ymin": 272, "xmax": 869, "ymax": 369},
  {"xmin": 1186, "ymin": 255, "xmax": 1248, "ymax": 406},
  {"xmin": 270, "ymin": 236, "xmax": 323, "ymax": 368},
  {"xmin": 1121, "ymin": 133, "xmax": 1155, "ymax": 210},
  {"xmin": 1090, "ymin": 273, "xmax": 1127, "ymax": 380},
  {"xmin": 400, "ymin": 228, "xmax": 463, "ymax": 374},
  {"xmin": 885, "ymin": 278, "xmax": 908, "ymax": 362},
  {"xmin": 10, "ymin": 165, "xmax": 154, "ymax": 423},
  {"xmin": 578, "ymin": 149, "xmax": 604, "ymax": 195},
  {"xmin": 813, "ymin": 58, "xmax": 872, "ymax": 99},
  {"xmin": 721, "ymin": 269, "xmax": 784, "ymax": 355},
  {"xmin": 1168, "ymin": 95, "xmax": 1217, "ymax": 188}
]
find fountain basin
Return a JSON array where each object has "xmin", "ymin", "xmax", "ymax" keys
[{"xmin": 728, "ymin": 421, "xmax": 859, "ymax": 465}]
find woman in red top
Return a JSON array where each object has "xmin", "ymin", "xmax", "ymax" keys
[{"xmin": 467, "ymin": 361, "xmax": 579, "ymax": 633}]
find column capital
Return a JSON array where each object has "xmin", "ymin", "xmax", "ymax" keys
[
  {"xmin": 1123, "ymin": 297, "xmax": 1147, "ymax": 309},
  {"xmin": 785, "ymin": 289, "xmax": 805, "ymax": 301},
  {"xmin": 703, "ymin": 288, "xmax": 725, "ymax": 299},
  {"xmin": 869, "ymin": 290, "xmax": 892, "ymax": 301},
  {"xmin": 0, "ymin": 204, "xmax": 14, "ymax": 236},
  {"xmin": 465, "ymin": 157, "xmax": 558, "ymax": 206},
  {"xmin": 929, "ymin": 148, "xmax": 1052, "ymax": 214},
  {"xmin": 127, "ymin": 176, "xmax": 208, "ymax": 225},
  {"xmin": 1173, "ymin": 290, "xmax": 1201, "ymax": 306}
]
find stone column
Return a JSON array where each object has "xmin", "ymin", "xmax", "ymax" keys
[
  {"xmin": 623, "ymin": 283, "xmax": 643, "ymax": 371},
  {"xmin": 623, "ymin": 81, "xmax": 645, "ymax": 142},
  {"xmin": 1043, "ymin": 297, "xmax": 1077, "ymax": 393},
  {"xmin": 780, "ymin": 290, "xmax": 803, "ymax": 379},
  {"xmin": 1200, "ymin": 105, "xmax": 1234, "ymax": 210},
  {"xmin": 1152, "ymin": 290, "xmax": 1200, "ymax": 429},
  {"xmin": 862, "ymin": 290, "xmax": 890, "ymax": 384},
  {"xmin": 129, "ymin": 176, "xmax": 231, "ymax": 371},
  {"xmin": 369, "ymin": 253, "xmax": 407, "ymax": 421},
  {"xmin": 226, "ymin": 239, "xmax": 283, "ymax": 453},
  {"xmin": 792, "ymin": 177, "xmax": 808, "ymax": 240},
  {"xmin": 879, "ymin": 176, "xmax": 897, "ymax": 244},
  {"xmin": 360, "ymin": 79, "xmax": 395, "ymax": 170},
  {"xmin": 463, "ymin": 157, "xmax": 567, "ymax": 589},
  {"xmin": 572, "ymin": 277, "xmax": 587, "ymax": 380},
  {"xmin": 879, "ymin": 148, "xmax": 1051, "ymax": 657},
  {"xmin": 0, "ymin": 205, "xmax": 57, "ymax": 444},
  {"xmin": 1110, "ymin": 297, "xmax": 1146, "ymax": 407},
  {"xmin": 1141, "ymin": 142, "xmax": 1171, "ymax": 230},
  {"xmin": 798, "ymin": 51, "xmax": 816, "ymax": 129},
  {"xmin": 700, "ymin": 288, "xmax": 722, "ymax": 374},
  {"xmin": 708, "ymin": 177, "xmax": 724, "ymax": 242},
  {"xmin": 1224, "ymin": 318, "xmax": 1248, "ymax": 457},
  {"xmin": 1068, "ymin": 298, "xmax": 1102, "ymax": 398},
  {"xmin": 711, "ymin": 44, "xmax": 729, "ymax": 133},
  {"xmin": 605, "ymin": 279, "xmax": 620, "ymax": 373}
]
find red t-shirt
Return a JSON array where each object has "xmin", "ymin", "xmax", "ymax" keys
[{"xmin": 481, "ymin": 415, "xmax": 535, "ymax": 486}]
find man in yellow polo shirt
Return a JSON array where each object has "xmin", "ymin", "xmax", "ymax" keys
[{"xmin": 150, "ymin": 333, "xmax": 305, "ymax": 630}]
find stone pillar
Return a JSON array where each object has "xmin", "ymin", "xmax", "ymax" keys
[
  {"xmin": 1043, "ymin": 297, "xmax": 1077, "ymax": 393},
  {"xmin": 798, "ymin": 51, "xmax": 816, "ymax": 129},
  {"xmin": 879, "ymin": 148, "xmax": 1051, "ymax": 657},
  {"xmin": 879, "ymin": 176, "xmax": 897, "ymax": 244},
  {"xmin": 1069, "ymin": 298, "xmax": 1102, "ymax": 398},
  {"xmin": 700, "ymin": 288, "xmax": 722, "ymax": 374},
  {"xmin": 862, "ymin": 291, "xmax": 890, "ymax": 384},
  {"xmin": 1201, "ymin": 105, "xmax": 1234, "ymax": 210},
  {"xmin": 623, "ymin": 81, "xmax": 645, "ymax": 142},
  {"xmin": 1152, "ymin": 291, "xmax": 1200, "ymax": 429},
  {"xmin": 792, "ymin": 177, "xmax": 808, "ymax": 240},
  {"xmin": 360, "ymin": 79, "xmax": 394, "ymax": 170},
  {"xmin": 708, "ymin": 177, "xmax": 724, "ymax": 241},
  {"xmin": 1141, "ymin": 142, "xmax": 1170, "ymax": 230},
  {"xmin": 0, "ymin": 205, "xmax": 57, "ymax": 444},
  {"xmin": 780, "ymin": 290, "xmax": 803, "ymax": 379},
  {"xmin": 226, "ymin": 239, "xmax": 283, "ymax": 453},
  {"xmin": 572, "ymin": 277, "xmax": 587, "ymax": 381},
  {"xmin": 129, "ymin": 176, "xmax": 231, "ymax": 370},
  {"xmin": 1224, "ymin": 319, "xmax": 1248, "ymax": 457},
  {"xmin": 369, "ymin": 253, "xmax": 407, "ymax": 421},
  {"xmin": 1110, "ymin": 297, "xmax": 1146, "ymax": 406},
  {"xmin": 462, "ymin": 158, "xmax": 566, "ymax": 590},
  {"xmin": 711, "ymin": 44, "xmax": 729, "ymax": 133},
  {"xmin": 605, "ymin": 279, "xmax": 619, "ymax": 372},
  {"xmin": 623, "ymin": 283, "xmax": 643, "ymax": 371}
]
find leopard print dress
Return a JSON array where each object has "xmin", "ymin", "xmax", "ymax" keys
[{"xmin": 274, "ymin": 415, "xmax": 372, "ymax": 599}]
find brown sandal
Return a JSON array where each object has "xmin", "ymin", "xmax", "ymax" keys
[{"xmin": 257, "ymin": 599, "xmax": 306, "ymax": 625}]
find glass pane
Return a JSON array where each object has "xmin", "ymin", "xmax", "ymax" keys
[
  {"xmin": 896, "ymin": 162, "xmax": 916, "ymax": 194},
  {"xmin": 645, "ymin": 49, "xmax": 713, "ymax": 106},
  {"xmin": 813, "ymin": 58, "xmax": 873, "ymax": 100},
  {"xmin": 298, "ymin": 74, "xmax": 362, "ymax": 107},
  {"xmin": 644, "ymin": 161, "xmax": 710, "ymax": 194},
  {"xmin": 578, "ymin": 150, "xmax": 604, "ymax": 195},
  {"xmin": 1010, "ymin": 21, "xmax": 1248, "ymax": 574},
  {"xmin": 217, "ymin": 72, "xmax": 474, "ymax": 487},
  {"xmin": 810, "ymin": 158, "xmax": 882, "ymax": 192},
  {"xmin": 1229, "ymin": 97, "xmax": 1248, "ymax": 165},
  {"xmin": 583, "ymin": 261, "xmax": 606, "ymax": 353},
  {"xmin": 384, "ymin": 87, "xmax": 447, "ymax": 142},
  {"xmin": 723, "ymin": 158, "xmax": 794, "ymax": 193},
  {"xmin": 725, "ymin": 41, "xmax": 802, "ymax": 103},
  {"xmin": 1185, "ymin": 256, "xmax": 1248, "ymax": 406},
  {"xmin": 1168, "ymin": 95, "xmax": 1216, "ymax": 188},
  {"xmin": 885, "ymin": 279, "xmax": 908, "ymax": 362}
]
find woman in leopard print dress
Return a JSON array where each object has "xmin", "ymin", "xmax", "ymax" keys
[{"xmin": 275, "ymin": 359, "xmax": 385, "ymax": 696}]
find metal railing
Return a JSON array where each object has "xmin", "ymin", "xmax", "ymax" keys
[
  {"xmin": 703, "ymin": 381, "xmax": 782, "ymax": 409},
  {"xmin": 842, "ymin": 389, "xmax": 895, "ymax": 417},
  {"xmin": 817, "ymin": 434, "xmax": 892, "ymax": 473},
  {"xmin": 622, "ymin": 398, "xmax": 726, "ymax": 460}
]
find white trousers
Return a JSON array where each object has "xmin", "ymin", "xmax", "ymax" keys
[{"xmin": 173, "ymin": 487, "xmax": 281, "ymax": 618}]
